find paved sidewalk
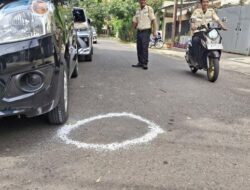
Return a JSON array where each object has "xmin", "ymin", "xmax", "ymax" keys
[
  {"xmin": 128, "ymin": 40, "xmax": 250, "ymax": 75},
  {"xmin": 149, "ymin": 46, "xmax": 250, "ymax": 76}
]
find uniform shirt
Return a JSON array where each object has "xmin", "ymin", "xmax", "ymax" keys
[
  {"xmin": 191, "ymin": 8, "xmax": 219, "ymax": 33},
  {"xmin": 133, "ymin": 5, "xmax": 156, "ymax": 30}
]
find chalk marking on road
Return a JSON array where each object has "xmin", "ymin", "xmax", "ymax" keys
[{"xmin": 57, "ymin": 112, "xmax": 164, "ymax": 151}]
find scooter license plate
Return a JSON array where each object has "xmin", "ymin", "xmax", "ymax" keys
[{"xmin": 207, "ymin": 44, "xmax": 223, "ymax": 50}]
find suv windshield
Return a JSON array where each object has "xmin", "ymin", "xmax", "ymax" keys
[{"xmin": 73, "ymin": 8, "xmax": 86, "ymax": 22}]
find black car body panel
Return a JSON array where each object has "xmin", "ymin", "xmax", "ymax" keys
[
  {"xmin": 0, "ymin": 0, "xmax": 78, "ymax": 120},
  {"xmin": 0, "ymin": 35, "xmax": 60, "ymax": 117}
]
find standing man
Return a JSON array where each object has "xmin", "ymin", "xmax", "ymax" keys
[{"xmin": 132, "ymin": 0, "xmax": 157, "ymax": 70}]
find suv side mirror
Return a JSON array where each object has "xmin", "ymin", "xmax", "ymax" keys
[{"xmin": 87, "ymin": 18, "xmax": 92, "ymax": 26}]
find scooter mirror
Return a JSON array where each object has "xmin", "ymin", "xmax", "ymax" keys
[
  {"xmin": 190, "ymin": 18, "xmax": 197, "ymax": 23},
  {"xmin": 208, "ymin": 22, "xmax": 219, "ymax": 28},
  {"xmin": 222, "ymin": 17, "xmax": 227, "ymax": 23}
]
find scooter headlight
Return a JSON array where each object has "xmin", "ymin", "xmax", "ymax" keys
[
  {"xmin": 0, "ymin": 1, "xmax": 53, "ymax": 44},
  {"xmin": 208, "ymin": 29, "xmax": 219, "ymax": 40}
]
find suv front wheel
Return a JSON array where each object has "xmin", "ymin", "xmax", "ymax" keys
[
  {"xmin": 85, "ymin": 47, "xmax": 93, "ymax": 61},
  {"xmin": 48, "ymin": 69, "xmax": 69, "ymax": 124}
]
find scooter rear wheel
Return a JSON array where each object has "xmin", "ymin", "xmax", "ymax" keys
[{"xmin": 155, "ymin": 40, "xmax": 164, "ymax": 49}]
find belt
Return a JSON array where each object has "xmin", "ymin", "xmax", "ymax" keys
[{"xmin": 137, "ymin": 28, "xmax": 151, "ymax": 32}]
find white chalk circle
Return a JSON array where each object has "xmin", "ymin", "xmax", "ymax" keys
[{"xmin": 57, "ymin": 112, "xmax": 164, "ymax": 151}]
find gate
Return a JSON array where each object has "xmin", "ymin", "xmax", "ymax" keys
[{"xmin": 217, "ymin": 5, "xmax": 250, "ymax": 55}]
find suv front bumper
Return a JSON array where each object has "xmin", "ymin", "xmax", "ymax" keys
[
  {"xmin": 78, "ymin": 47, "xmax": 92, "ymax": 55},
  {"xmin": 0, "ymin": 36, "xmax": 63, "ymax": 118}
]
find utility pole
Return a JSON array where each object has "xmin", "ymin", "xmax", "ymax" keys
[
  {"xmin": 162, "ymin": 9, "xmax": 167, "ymax": 42},
  {"xmin": 178, "ymin": 0, "xmax": 183, "ymax": 41},
  {"xmin": 171, "ymin": 0, "xmax": 178, "ymax": 43}
]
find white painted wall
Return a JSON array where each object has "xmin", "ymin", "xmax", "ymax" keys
[
  {"xmin": 221, "ymin": 0, "xmax": 250, "ymax": 6},
  {"xmin": 221, "ymin": 0, "xmax": 250, "ymax": 5},
  {"xmin": 221, "ymin": 0, "xmax": 240, "ymax": 5}
]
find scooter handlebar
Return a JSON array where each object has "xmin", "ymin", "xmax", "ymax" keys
[{"xmin": 197, "ymin": 25, "xmax": 207, "ymax": 30}]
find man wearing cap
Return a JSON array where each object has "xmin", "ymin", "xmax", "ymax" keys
[{"xmin": 132, "ymin": 0, "xmax": 157, "ymax": 70}]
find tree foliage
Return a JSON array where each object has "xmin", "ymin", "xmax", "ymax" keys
[
  {"xmin": 75, "ymin": 0, "xmax": 164, "ymax": 41},
  {"xmin": 76, "ymin": 0, "xmax": 109, "ymax": 33},
  {"xmin": 147, "ymin": 0, "xmax": 165, "ymax": 13},
  {"xmin": 108, "ymin": 0, "xmax": 137, "ymax": 20}
]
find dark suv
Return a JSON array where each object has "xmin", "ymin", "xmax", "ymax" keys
[{"xmin": 0, "ymin": 0, "xmax": 79, "ymax": 124}]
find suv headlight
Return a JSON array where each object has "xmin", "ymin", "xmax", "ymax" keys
[
  {"xmin": 208, "ymin": 29, "xmax": 219, "ymax": 40},
  {"xmin": 0, "ymin": 1, "xmax": 53, "ymax": 44}
]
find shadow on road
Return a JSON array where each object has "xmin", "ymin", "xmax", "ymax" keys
[
  {"xmin": 0, "ymin": 115, "xmax": 59, "ymax": 156},
  {"xmin": 180, "ymin": 70, "xmax": 208, "ymax": 80},
  {"xmin": 0, "ymin": 115, "xmax": 52, "ymax": 130}
]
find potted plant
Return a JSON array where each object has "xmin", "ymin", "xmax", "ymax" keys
[{"xmin": 166, "ymin": 40, "xmax": 173, "ymax": 49}]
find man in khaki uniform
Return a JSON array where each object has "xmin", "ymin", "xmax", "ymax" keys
[
  {"xmin": 190, "ymin": 0, "xmax": 226, "ymax": 64},
  {"xmin": 132, "ymin": 0, "xmax": 157, "ymax": 70}
]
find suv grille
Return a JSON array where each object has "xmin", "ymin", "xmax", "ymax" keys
[
  {"xmin": 80, "ymin": 37, "xmax": 89, "ymax": 47},
  {"xmin": 0, "ymin": 80, "xmax": 5, "ymax": 98}
]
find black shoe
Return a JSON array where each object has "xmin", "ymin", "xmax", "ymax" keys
[
  {"xmin": 132, "ymin": 63, "xmax": 143, "ymax": 68},
  {"xmin": 143, "ymin": 65, "xmax": 148, "ymax": 70}
]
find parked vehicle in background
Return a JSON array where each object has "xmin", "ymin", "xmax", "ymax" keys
[
  {"xmin": 149, "ymin": 38, "xmax": 164, "ymax": 49},
  {"xmin": 73, "ymin": 7, "xmax": 93, "ymax": 61},
  {"xmin": 149, "ymin": 31, "xmax": 164, "ymax": 49},
  {"xmin": 0, "ymin": 0, "xmax": 78, "ymax": 124},
  {"xmin": 91, "ymin": 26, "xmax": 98, "ymax": 44}
]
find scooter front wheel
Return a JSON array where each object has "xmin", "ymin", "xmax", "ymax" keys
[{"xmin": 207, "ymin": 58, "xmax": 219, "ymax": 82}]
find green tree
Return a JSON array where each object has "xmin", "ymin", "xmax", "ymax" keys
[
  {"xmin": 147, "ymin": 0, "xmax": 165, "ymax": 13},
  {"xmin": 78, "ymin": 0, "xmax": 109, "ymax": 34},
  {"xmin": 107, "ymin": 0, "xmax": 137, "ymax": 41},
  {"xmin": 74, "ymin": 0, "xmax": 165, "ymax": 41}
]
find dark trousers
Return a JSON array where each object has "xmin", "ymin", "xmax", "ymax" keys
[
  {"xmin": 137, "ymin": 29, "xmax": 151, "ymax": 65},
  {"xmin": 191, "ymin": 32, "xmax": 206, "ymax": 66}
]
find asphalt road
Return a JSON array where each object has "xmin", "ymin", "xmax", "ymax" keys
[{"xmin": 0, "ymin": 39, "xmax": 250, "ymax": 190}]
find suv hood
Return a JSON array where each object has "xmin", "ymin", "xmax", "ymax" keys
[
  {"xmin": 77, "ymin": 29, "xmax": 90, "ymax": 37},
  {"xmin": 0, "ymin": 0, "xmax": 31, "ymax": 13}
]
